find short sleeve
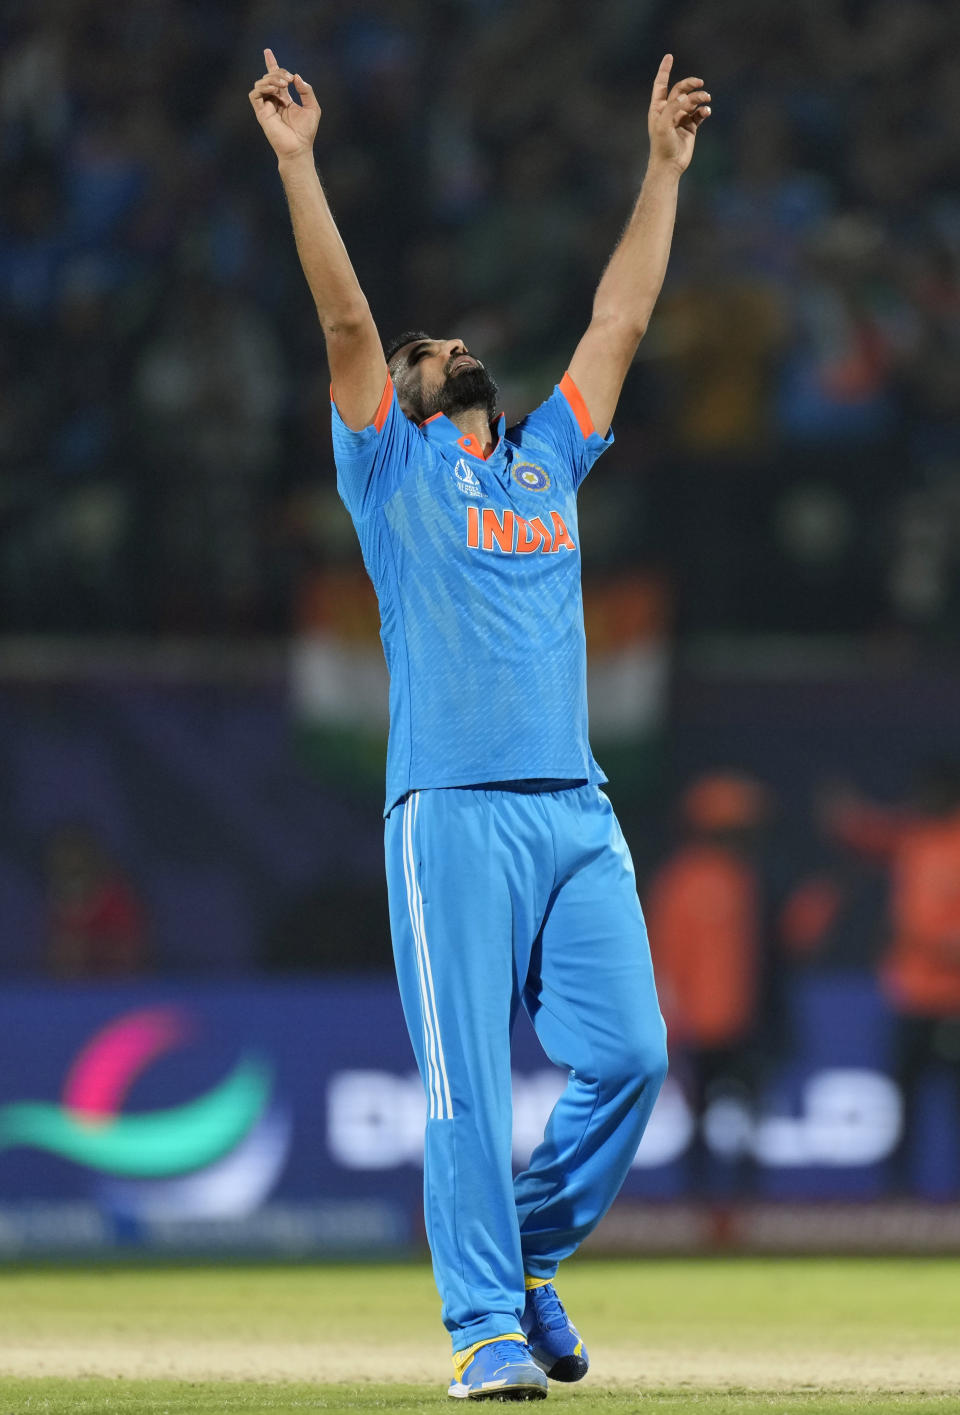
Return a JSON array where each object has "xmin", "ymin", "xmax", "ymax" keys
[
  {"xmin": 332, "ymin": 377, "xmax": 423, "ymax": 520},
  {"xmin": 509, "ymin": 372, "xmax": 614, "ymax": 491}
]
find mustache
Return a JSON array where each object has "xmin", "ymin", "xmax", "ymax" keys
[
  {"xmin": 446, "ymin": 354, "xmax": 481, "ymax": 377},
  {"xmin": 429, "ymin": 361, "xmax": 499, "ymax": 421}
]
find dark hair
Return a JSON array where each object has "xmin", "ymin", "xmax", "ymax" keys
[{"xmin": 384, "ymin": 329, "xmax": 431, "ymax": 366}]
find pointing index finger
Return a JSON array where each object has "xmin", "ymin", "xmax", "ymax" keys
[
  {"xmin": 264, "ymin": 47, "xmax": 280, "ymax": 73},
  {"xmin": 652, "ymin": 53, "xmax": 673, "ymax": 102}
]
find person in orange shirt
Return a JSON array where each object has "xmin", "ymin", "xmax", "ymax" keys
[
  {"xmin": 646, "ymin": 771, "xmax": 774, "ymax": 1191},
  {"xmin": 824, "ymin": 761, "xmax": 960, "ymax": 1192}
]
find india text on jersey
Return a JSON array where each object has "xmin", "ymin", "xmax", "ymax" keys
[{"xmin": 466, "ymin": 507, "xmax": 576, "ymax": 555}]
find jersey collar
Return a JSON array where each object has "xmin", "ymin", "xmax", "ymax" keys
[{"xmin": 419, "ymin": 410, "xmax": 506, "ymax": 461}]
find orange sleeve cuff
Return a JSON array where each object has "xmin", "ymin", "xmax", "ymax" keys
[
  {"xmin": 372, "ymin": 376, "xmax": 394, "ymax": 432},
  {"xmin": 559, "ymin": 372, "xmax": 595, "ymax": 439},
  {"xmin": 330, "ymin": 376, "xmax": 394, "ymax": 434}
]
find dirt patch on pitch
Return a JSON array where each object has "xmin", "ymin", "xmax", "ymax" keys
[{"xmin": 3, "ymin": 1339, "xmax": 960, "ymax": 1392}]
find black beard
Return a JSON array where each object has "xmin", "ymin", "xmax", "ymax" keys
[{"xmin": 421, "ymin": 364, "xmax": 499, "ymax": 423}]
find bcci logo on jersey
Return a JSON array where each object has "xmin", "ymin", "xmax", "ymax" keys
[
  {"xmin": 453, "ymin": 459, "xmax": 484, "ymax": 498},
  {"xmin": 512, "ymin": 463, "xmax": 550, "ymax": 491}
]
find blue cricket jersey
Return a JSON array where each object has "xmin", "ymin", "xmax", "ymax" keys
[{"xmin": 331, "ymin": 372, "xmax": 613, "ymax": 813}]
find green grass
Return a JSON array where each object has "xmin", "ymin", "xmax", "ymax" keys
[
  {"xmin": 0, "ymin": 1259, "xmax": 958, "ymax": 1413},
  {"xmin": 0, "ymin": 1383, "xmax": 957, "ymax": 1413}
]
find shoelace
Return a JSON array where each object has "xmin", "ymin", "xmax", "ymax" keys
[
  {"xmin": 530, "ymin": 1283, "xmax": 568, "ymax": 1332},
  {"xmin": 487, "ymin": 1339, "xmax": 533, "ymax": 1367}
]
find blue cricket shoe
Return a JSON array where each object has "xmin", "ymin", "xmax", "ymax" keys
[
  {"xmin": 448, "ymin": 1335, "xmax": 548, "ymax": 1401},
  {"xmin": 520, "ymin": 1281, "xmax": 589, "ymax": 1383}
]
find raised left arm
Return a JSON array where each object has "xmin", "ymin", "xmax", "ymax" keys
[{"xmin": 567, "ymin": 55, "xmax": 710, "ymax": 438}]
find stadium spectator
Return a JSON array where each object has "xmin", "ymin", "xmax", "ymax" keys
[
  {"xmin": 823, "ymin": 762, "xmax": 960, "ymax": 1193},
  {"xmin": 44, "ymin": 824, "xmax": 149, "ymax": 979},
  {"xmin": 646, "ymin": 771, "xmax": 774, "ymax": 1191}
]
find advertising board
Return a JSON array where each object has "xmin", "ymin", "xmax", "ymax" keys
[{"xmin": 0, "ymin": 976, "xmax": 953, "ymax": 1257}]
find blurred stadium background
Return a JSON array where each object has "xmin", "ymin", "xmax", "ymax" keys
[{"xmin": 2, "ymin": 0, "xmax": 960, "ymax": 1270}]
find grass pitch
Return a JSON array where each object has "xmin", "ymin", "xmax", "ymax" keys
[{"xmin": 0, "ymin": 1258, "xmax": 958, "ymax": 1412}]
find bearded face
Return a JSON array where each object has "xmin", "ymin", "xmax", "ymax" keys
[
  {"xmin": 420, "ymin": 361, "xmax": 500, "ymax": 423},
  {"xmin": 389, "ymin": 338, "xmax": 500, "ymax": 426}
]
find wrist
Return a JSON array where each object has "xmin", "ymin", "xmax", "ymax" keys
[
  {"xmin": 277, "ymin": 148, "xmax": 317, "ymax": 178},
  {"xmin": 644, "ymin": 154, "xmax": 684, "ymax": 185}
]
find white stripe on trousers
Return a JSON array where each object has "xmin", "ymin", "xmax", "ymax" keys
[{"xmin": 402, "ymin": 792, "xmax": 454, "ymax": 1119}]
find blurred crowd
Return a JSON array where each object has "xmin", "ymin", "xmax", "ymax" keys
[{"xmin": 3, "ymin": 0, "xmax": 960, "ymax": 638}]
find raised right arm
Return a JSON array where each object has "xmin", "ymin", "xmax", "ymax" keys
[{"xmin": 249, "ymin": 49, "xmax": 387, "ymax": 431}]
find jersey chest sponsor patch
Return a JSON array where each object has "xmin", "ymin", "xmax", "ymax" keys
[{"xmin": 466, "ymin": 505, "xmax": 576, "ymax": 555}]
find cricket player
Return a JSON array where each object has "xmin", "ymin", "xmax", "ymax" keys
[{"xmin": 251, "ymin": 47, "xmax": 709, "ymax": 1401}]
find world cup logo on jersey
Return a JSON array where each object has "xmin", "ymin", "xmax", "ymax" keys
[
  {"xmin": 512, "ymin": 463, "xmax": 550, "ymax": 491},
  {"xmin": 453, "ymin": 458, "xmax": 484, "ymax": 498}
]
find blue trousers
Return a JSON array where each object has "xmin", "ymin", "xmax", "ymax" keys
[{"xmin": 384, "ymin": 783, "xmax": 667, "ymax": 1352}]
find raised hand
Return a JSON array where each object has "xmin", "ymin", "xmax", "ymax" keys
[
  {"xmin": 648, "ymin": 54, "xmax": 710, "ymax": 174},
  {"xmin": 249, "ymin": 48, "xmax": 321, "ymax": 160}
]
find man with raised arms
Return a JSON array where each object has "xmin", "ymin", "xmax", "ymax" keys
[{"xmin": 250, "ymin": 48, "xmax": 709, "ymax": 1402}]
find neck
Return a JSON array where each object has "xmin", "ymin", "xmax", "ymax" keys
[{"xmin": 449, "ymin": 407, "xmax": 496, "ymax": 457}]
